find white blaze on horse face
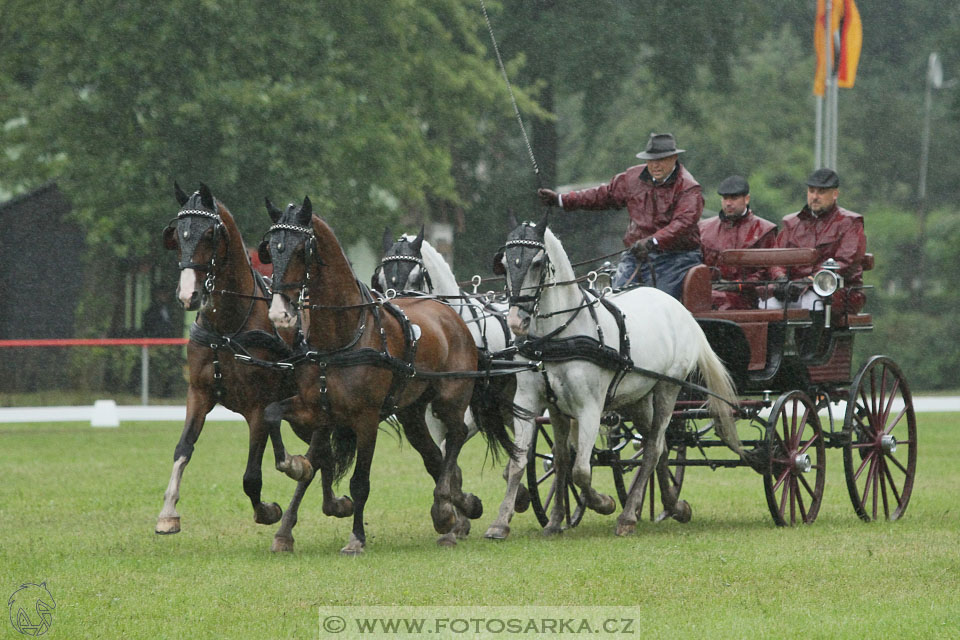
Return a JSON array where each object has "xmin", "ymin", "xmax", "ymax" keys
[
  {"xmin": 269, "ymin": 293, "xmax": 297, "ymax": 329},
  {"xmin": 177, "ymin": 269, "xmax": 199, "ymax": 308}
]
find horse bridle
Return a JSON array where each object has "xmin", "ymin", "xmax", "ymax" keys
[
  {"xmin": 377, "ymin": 242, "xmax": 434, "ymax": 295},
  {"xmin": 170, "ymin": 207, "xmax": 225, "ymax": 293},
  {"xmin": 498, "ymin": 237, "xmax": 550, "ymax": 315},
  {"xmin": 261, "ymin": 222, "xmax": 318, "ymax": 307}
]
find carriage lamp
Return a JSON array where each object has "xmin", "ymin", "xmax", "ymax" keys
[{"xmin": 812, "ymin": 259, "xmax": 843, "ymax": 298}]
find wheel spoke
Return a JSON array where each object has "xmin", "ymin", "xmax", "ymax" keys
[
  {"xmin": 794, "ymin": 479, "xmax": 808, "ymax": 522},
  {"xmin": 797, "ymin": 430, "xmax": 820, "ymax": 455},
  {"xmin": 859, "ymin": 455, "xmax": 877, "ymax": 507},
  {"xmin": 882, "ymin": 457, "xmax": 903, "ymax": 506},
  {"xmin": 878, "ymin": 457, "xmax": 890, "ymax": 519},
  {"xmin": 852, "ymin": 448, "xmax": 876, "ymax": 482},
  {"xmin": 883, "ymin": 406, "xmax": 907, "ymax": 436}
]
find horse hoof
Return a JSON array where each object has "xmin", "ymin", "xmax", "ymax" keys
[
  {"xmin": 615, "ymin": 517, "xmax": 637, "ymax": 537},
  {"xmin": 431, "ymin": 502, "xmax": 457, "ymax": 535},
  {"xmin": 483, "ymin": 524, "xmax": 510, "ymax": 540},
  {"xmin": 340, "ymin": 535, "xmax": 365, "ymax": 556},
  {"xmin": 271, "ymin": 536, "xmax": 295, "ymax": 553},
  {"xmin": 155, "ymin": 516, "xmax": 181, "ymax": 535},
  {"xmin": 437, "ymin": 533, "xmax": 457, "ymax": 548},
  {"xmin": 324, "ymin": 496, "xmax": 354, "ymax": 518},
  {"xmin": 461, "ymin": 494, "xmax": 483, "ymax": 520},
  {"xmin": 453, "ymin": 516, "xmax": 472, "ymax": 539},
  {"xmin": 673, "ymin": 500, "xmax": 692, "ymax": 523},
  {"xmin": 542, "ymin": 523, "xmax": 563, "ymax": 537},
  {"xmin": 254, "ymin": 502, "xmax": 283, "ymax": 525},
  {"xmin": 513, "ymin": 485, "xmax": 531, "ymax": 513},
  {"xmin": 595, "ymin": 494, "xmax": 616, "ymax": 516}
]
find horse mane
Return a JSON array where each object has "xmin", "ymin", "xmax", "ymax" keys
[
  {"xmin": 412, "ymin": 236, "xmax": 459, "ymax": 296},
  {"xmin": 543, "ymin": 227, "xmax": 575, "ymax": 285},
  {"xmin": 311, "ymin": 215, "xmax": 361, "ymax": 285},
  {"xmin": 214, "ymin": 201, "xmax": 250, "ymax": 260}
]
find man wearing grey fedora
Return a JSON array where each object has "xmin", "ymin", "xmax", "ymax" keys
[{"xmin": 538, "ymin": 132, "xmax": 703, "ymax": 299}]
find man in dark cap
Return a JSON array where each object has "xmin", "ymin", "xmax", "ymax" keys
[
  {"xmin": 537, "ymin": 132, "xmax": 703, "ymax": 299},
  {"xmin": 699, "ymin": 175, "xmax": 777, "ymax": 310},
  {"xmin": 763, "ymin": 168, "xmax": 866, "ymax": 313}
]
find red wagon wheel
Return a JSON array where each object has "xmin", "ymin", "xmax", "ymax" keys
[
  {"xmin": 526, "ymin": 420, "xmax": 584, "ymax": 529},
  {"xmin": 842, "ymin": 356, "xmax": 917, "ymax": 521},
  {"xmin": 762, "ymin": 390, "xmax": 826, "ymax": 526}
]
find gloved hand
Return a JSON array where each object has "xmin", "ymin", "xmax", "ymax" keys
[
  {"xmin": 537, "ymin": 188, "xmax": 560, "ymax": 207},
  {"xmin": 761, "ymin": 276, "xmax": 789, "ymax": 301},
  {"xmin": 629, "ymin": 237, "xmax": 654, "ymax": 260}
]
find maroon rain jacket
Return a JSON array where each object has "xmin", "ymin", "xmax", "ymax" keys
[
  {"xmin": 560, "ymin": 163, "xmax": 703, "ymax": 251},
  {"xmin": 699, "ymin": 210, "xmax": 777, "ymax": 310},
  {"xmin": 770, "ymin": 203, "xmax": 867, "ymax": 313}
]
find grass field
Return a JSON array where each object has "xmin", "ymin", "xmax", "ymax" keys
[{"xmin": 2, "ymin": 413, "xmax": 958, "ymax": 639}]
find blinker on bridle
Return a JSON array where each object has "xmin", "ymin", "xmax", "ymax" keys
[{"xmin": 502, "ymin": 237, "xmax": 548, "ymax": 311}]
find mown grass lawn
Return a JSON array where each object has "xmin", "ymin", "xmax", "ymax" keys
[{"xmin": 1, "ymin": 413, "xmax": 957, "ymax": 639}]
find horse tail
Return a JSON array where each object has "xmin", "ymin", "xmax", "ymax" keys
[
  {"xmin": 329, "ymin": 424, "xmax": 357, "ymax": 485},
  {"xmin": 695, "ymin": 329, "xmax": 743, "ymax": 456},
  {"xmin": 469, "ymin": 372, "xmax": 526, "ymax": 463}
]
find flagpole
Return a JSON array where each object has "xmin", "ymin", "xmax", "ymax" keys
[{"xmin": 823, "ymin": 0, "xmax": 834, "ymax": 169}]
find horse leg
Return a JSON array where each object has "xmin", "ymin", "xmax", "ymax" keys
[
  {"xmin": 484, "ymin": 412, "xmax": 537, "ymax": 540},
  {"xmin": 267, "ymin": 401, "xmax": 314, "ymax": 482},
  {"xmin": 156, "ymin": 388, "xmax": 213, "ymax": 534},
  {"xmin": 432, "ymin": 393, "xmax": 483, "ymax": 524},
  {"xmin": 570, "ymin": 408, "xmax": 617, "ymax": 516},
  {"xmin": 270, "ymin": 399, "xmax": 322, "ymax": 553},
  {"xmin": 616, "ymin": 396, "xmax": 655, "ymax": 536},
  {"xmin": 543, "ymin": 413, "xmax": 573, "ymax": 536},
  {"xmin": 397, "ymin": 401, "xmax": 462, "ymax": 545},
  {"xmin": 242, "ymin": 410, "xmax": 283, "ymax": 526},
  {"xmin": 341, "ymin": 418, "xmax": 379, "ymax": 555},
  {"xmin": 497, "ymin": 375, "xmax": 529, "ymax": 513},
  {"xmin": 650, "ymin": 384, "xmax": 690, "ymax": 523}
]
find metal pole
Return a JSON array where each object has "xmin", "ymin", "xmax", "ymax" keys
[
  {"xmin": 822, "ymin": 0, "xmax": 834, "ymax": 169},
  {"xmin": 918, "ymin": 60, "xmax": 935, "ymax": 201},
  {"xmin": 141, "ymin": 345, "xmax": 149, "ymax": 405},
  {"xmin": 815, "ymin": 97, "xmax": 824, "ymax": 168}
]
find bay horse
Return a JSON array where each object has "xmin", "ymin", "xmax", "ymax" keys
[
  {"xmin": 156, "ymin": 183, "xmax": 312, "ymax": 535},
  {"xmin": 260, "ymin": 197, "xmax": 515, "ymax": 554},
  {"xmin": 376, "ymin": 229, "xmax": 533, "ymax": 520},
  {"xmin": 488, "ymin": 217, "xmax": 745, "ymax": 536}
]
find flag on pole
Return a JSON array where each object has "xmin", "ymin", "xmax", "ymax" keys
[{"xmin": 814, "ymin": 0, "xmax": 862, "ymax": 96}]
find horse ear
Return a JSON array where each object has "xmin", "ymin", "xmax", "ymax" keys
[
  {"xmin": 163, "ymin": 225, "xmax": 178, "ymax": 250},
  {"xmin": 381, "ymin": 226, "xmax": 393, "ymax": 255},
  {"xmin": 257, "ymin": 240, "xmax": 272, "ymax": 264},
  {"xmin": 411, "ymin": 225, "xmax": 425, "ymax": 252},
  {"xmin": 492, "ymin": 250, "xmax": 506, "ymax": 276},
  {"xmin": 199, "ymin": 182, "xmax": 215, "ymax": 210},
  {"xmin": 297, "ymin": 196, "xmax": 312, "ymax": 225},
  {"xmin": 265, "ymin": 198, "xmax": 282, "ymax": 222},
  {"xmin": 174, "ymin": 182, "xmax": 189, "ymax": 207},
  {"xmin": 534, "ymin": 211, "xmax": 549, "ymax": 237}
]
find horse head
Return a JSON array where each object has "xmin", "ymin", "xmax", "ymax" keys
[
  {"xmin": 494, "ymin": 213, "xmax": 548, "ymax": 336},
  {"xmin": 260, "ymin": 196, "xmax": 317, "ymax": 329},
  {"xmin": 164, "ymin": 182, "xmax": 228, "ymax": 310},
  {"xmin": 377, "ymin": 226, "xmax": 430, "ymax": 294}
]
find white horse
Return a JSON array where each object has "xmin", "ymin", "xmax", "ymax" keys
[{"xmin": 486, "ymin": 217, "xmax": 745, "ymax": 537}]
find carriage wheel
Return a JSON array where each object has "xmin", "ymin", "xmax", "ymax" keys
[
  {"xmin": 842, "ymin": 356, "xmax": 917, "ymax": 521},
  {"xmin": 610, "ymin": 428, "xmax": 687, "ymax": 521},
  {"xmin": 762, "ymin": 391, "xmax": 826, "ymax": 526},
  {"xmin": 526, "ymin": 420, "xmax": 584, "ymax": 529}
]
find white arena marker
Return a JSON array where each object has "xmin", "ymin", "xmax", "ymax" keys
[{"xmin": 91, "ymin": 399, "xmax": 120, "ymax": 428}]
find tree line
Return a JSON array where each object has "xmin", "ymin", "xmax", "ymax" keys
[{"xmin": 1, "ymin": 0, "xmax": 958, "ymax": 388}]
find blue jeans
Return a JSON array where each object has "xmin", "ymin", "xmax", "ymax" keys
[{"xmin": 613, "ymin": 249, "xmax": 703, "ymax": 300}]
